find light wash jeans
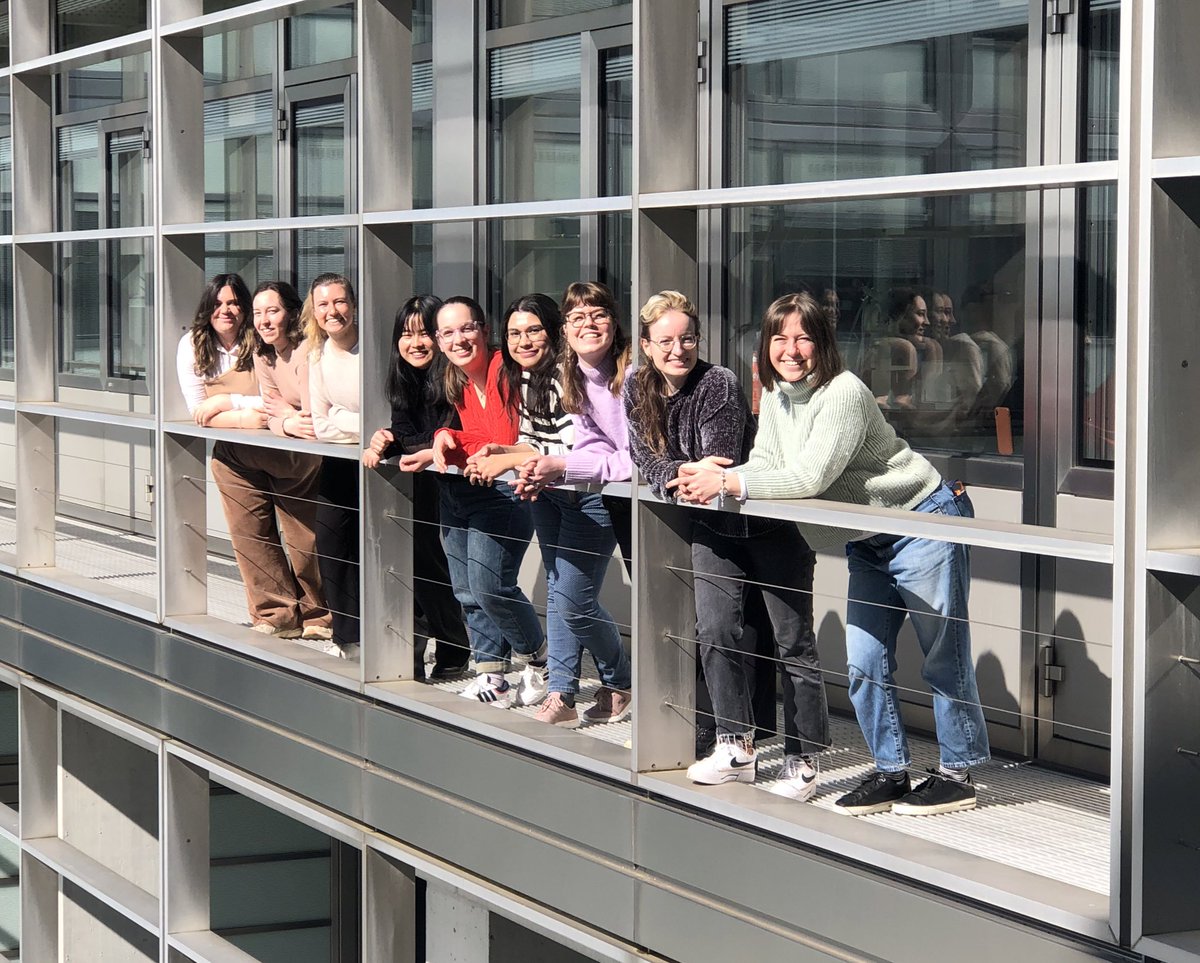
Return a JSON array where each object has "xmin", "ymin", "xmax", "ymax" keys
[
  {"xmin": 845, "ymin": 483, "xmax": 990, "ymax": 771},
  {"xmin": 440, "ymin": 476, "xmax": 543, "ymax": 673},
  {"xmin": 530, "ymin": 489, "xmax": 630, "ymax": 696}
]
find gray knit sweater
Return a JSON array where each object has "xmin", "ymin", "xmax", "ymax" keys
[{"xmin": 740, "ymin": 370, "xmax": 941, "ymax": 510}]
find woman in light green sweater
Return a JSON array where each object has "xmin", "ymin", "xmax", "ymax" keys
[{"xmin": 672, "ymin": 291, "xmax": 990, "ymax": 817}]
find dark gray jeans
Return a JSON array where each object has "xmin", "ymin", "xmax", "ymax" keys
[{"xmin": 691, "ymin": 519, "xmax": 829, "ymax": 757}]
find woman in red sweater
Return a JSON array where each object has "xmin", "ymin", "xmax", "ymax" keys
[{"xmin": 431, "ymin": 296, "xmax": 547, "ymax": 708}]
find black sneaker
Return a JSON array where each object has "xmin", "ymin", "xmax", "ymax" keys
[
  {"xmin": 892, "ymin": 769, "xmax": 977, "ymax": 816},
  {"xmin": 834, "ymin": 770, "xmax": 911, "ymax": 815}
]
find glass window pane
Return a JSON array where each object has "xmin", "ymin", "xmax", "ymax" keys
[
  {"xmin": 59, "ymin": 53, "xmax": 149, "ymax": 112},
  {"xmin": 109, "ymin": 127, "xmax": 147, "ymax": 228},
  {"xmin": 203, "ymin": 23, "xmax": 275, "ymax": 86},
  {"xmin": 110, "ymin": 238, "xmax": 150, "ymax": 380},
  {"xmin": 413, "ymin": 61, "xmax": 433, "ymax": 208},
  {"xmin": 295, "ymin": 227, "xmax": 353, "ymax": 292},
  {"xmin": 205, "ymin": 232, "xmax": 276, "ymax": 288},
  {"xmin": 725, "ymin": 191, "xmax": 1027, "ymax": 463},
  {"xmin": 1077, "ymin": 184, "xmax": 1116, "ymax": 466},
  {"xmin": 414, "ymin": 222, "xmax": 433, "ymax": 294},
  {"xmin": 413, "ymin": 0, "xmax": 432, "ymax": 44},
  {"xmin": 0, "ymin": 2, "xmax": 9, "ymax": 68},
  {"xmin": 489, "ymin": 36, "xmax": 581, "ymax": 203},
  {"xmin": 56, "ymin": 0, "xmax": 147, "ymax": 51},
  {"xmin": 0, "ymin": 90, "xmax": 11, "ymax": 235},
  {"xmin": 601, "ymin": 47, "xmax": 632, "ymax": 196},
  {"xmin": 59, "ymin": 241, "xmax": 102, "ymax": 375},
  {"xmin": 293, "ymin": 95, "xmax": 348, "ymax": 216},
  {"xmin": 601, "ymin": 210, "xmax": 632, "ymax": 322},
  {"xmin": 724, "ymin": 0, "xmax": 1029, "ymax": 187},
  {"xmin": 287, "ymin": 5, "xmax": 355, "ymax": 69},
  {"xmin": 58, "ymin": 122, "xmax": 100, "ymax": 231},
  {"xmin": 1082, "ymin": 0, "xmax": 1121, "ymax": 162},
  {"xmin": 204, "ymin": 91, "xmax": 275, "ymax": 221},
  {"xmin": 489, "ymin": 0, "xmax": 629, "ymax": 28},
  {"xmin": 0, "ymin": 246, "xmax": 12, "ymax": 371}
]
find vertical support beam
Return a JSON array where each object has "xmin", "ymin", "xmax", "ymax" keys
[
  {"xmin": 9, "ymin": 0, "xmax": 52, "ymax": 65},
  {"xmin": 10, "ymin": 76, "xmax": 53, "ymax": 237},
  {"xmin": 160, "ymin": 433, "xmax": 208, "ymax": 619},
  {"xmin": 425, "ymin": 879, "xmax": 489, "ymax": 963},
  {"xmin": 18, "ymin": 684, "xmax": 58, "ymax": 841},
  {"xmin": 18, "ymin": 852, "xmax": 59, "ymax": 963},
  {"xmin": 158, "ymin": 37, "xmax": 205, "ymax": 228},
  {"xmin": 362, "ymin": 0, "xmax": 413, "ymax": 214},
  {"xmin": 161, "ymin": 752, "xmax": 210, "ymax": 939},
  {"xmin": 14, "ymin": 412, "xmax": 55, "ymax": 570},
  {"xmin": 363, "ymin": 849, "xmax": 418, "ymax": 963},
  {"xmin": 361, "ymin": 226, "xmax": 416, "ymax": 682}
]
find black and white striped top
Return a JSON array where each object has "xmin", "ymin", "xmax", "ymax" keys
[{"xmin": 517, "ymin": 372, "xmax": 575, "ymax": 456}]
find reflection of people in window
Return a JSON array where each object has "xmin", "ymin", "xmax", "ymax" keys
[
  {"xmin": 962, "ymin": 282, "xmax": 1015, "ymax": 412},
  {"xmin": 865, "ymin": 287, "xmax": 941, "ymax": 408},
  {"xmin": 928, "ymin": 290, "xmax": 983, "ymax": 422}
]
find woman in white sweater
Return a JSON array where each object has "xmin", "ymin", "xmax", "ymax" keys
[{"xmin": 673, "ymin": 291, "xmax": 990, "ymax": 817}]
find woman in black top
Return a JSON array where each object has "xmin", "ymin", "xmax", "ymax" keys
[{"xmin": 363, "ymin": 295, "xmax": 470, "ymax": 677}]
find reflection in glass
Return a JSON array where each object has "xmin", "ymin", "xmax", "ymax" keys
[
  {"xmin": 203, "ymin": 23, "xmax": 274, "ymax": 86},
  {"xmin": 295, "ymin": 228, "xmax": 353, "ymax": 291},
  {"xmin": 414, "ymin": 222, "xmax": 433, "ymax": 295},
  {"xmin": 413, "ymin": 61, "xmax": 433, "ymax": 208},
  {"xmin": 0, "ymin": 2, "xmax": 9, "ymax": 68},
  {"xmin": 58, "ymin": 123, "xmax": 100, "ymax": 231},
  {"xmin": 413, "ymin": 0, "xmax": 432, "ymax": 44},
  {"xmin": 56, "ymin": 0, "xmax": 147, "ymax": 51},
  {"xmin": 725, "ymin": 192, "xmax": 1026, "ymax": 458},
  {"xmin": 601, "ymin": 211, "xmax": 632, "ymax": 323},
  {"xmin": 489, "ymin": 217, "xmax": 582, "ymax": 321},
  {"xmin": 287, "ymin": 5, "xmax": 355, "ymax": 69},
  {"xmin": 489, "ymin": 36, "xmax": 581, "ymax": 203},
  {"xmin": 205, "ymin": 91, "xmax": 275, "ymax": 221},
  {"xmin": 59, "ymin": 241, "xmax": 102, "ymax": 375},
  {"xmin": 1077, "ymin": 185, "xmax": 1116, "ymax": 465},
  {"xmin": 724, "ymin": 0, "xmax": 1028, "ymax": 187},
  {"xmin": 489, "ymin": 0, "xmax": 629, "ymax": 28},
  {"xmin": 110, "ymin": 238, "xmax": 150, "ymax": 380},
  {"xmin": 205, "ymin": 232, "xmax": 276, "ymax": 289},
  {"xmin": 0, "ymin": 90, "xmax": 11, "ymax": 236},
  {"xmin": 0, "ymin": 247, "xmax": 12, "ymax": 371},
  {"xmin": 109, "ymin": 127, "xmax": 147, "ymax": 228},
  {"xmin": 1082, "ymin": 0, "xmax": 1120, "ymax": 162},
  {"xmin": 293, "ymin": 97, "xmax": 348, "ymax": 216},
  {"xmin": 59, "ymin": 54, "xmax": 149, "ymax": 113},
  {"xmin": 602, "ymin": 47, "xmax": 632, "ymax": 196}
]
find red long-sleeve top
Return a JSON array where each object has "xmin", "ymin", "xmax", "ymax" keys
[{"xmin": 434, "ymin": 351, "xmax": 519, "ymax": 467}]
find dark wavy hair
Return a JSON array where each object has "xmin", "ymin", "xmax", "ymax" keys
[
  {"xmin": 757, "ymin": 291, "xmax": 844, "ymax": 392},
  {"xmin": 499, "ymin": 293, "xmax": 563, "ymax": 422},
  {"xmin": 559, "ymin": 281, "xmax": 631, "ymax": 415},
  {"xmin": 251, "ymin": 280, "xmax": 305, "ymax": 358},
  {"xmin": 189, "ymin": 274, "xmax": 255, "ymax": 378},
  {"xmin": 437, "ymin": 296, "xmax": 490, "ymax": 407},
  {"xmin": 630, "ymin": 291, "xmax": 699, "ymax": 456},
  {"xmin": 387, "ymin": 295, "xmax": 451, "ymax": 423}
]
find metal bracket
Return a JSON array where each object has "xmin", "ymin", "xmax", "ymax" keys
[
  {"xmin": 144, "ymin": 475, "xmax": 155, "ymax": 506},
  {"xmin": 1040, "ymin": 643, "xmax": 1064, "ymax": 698},
  {"xmin": 142, "ymin": 126, "xmax": 152, "ymax": 160},
  {"xmin": 697, "ymin": 39, "xmax": 707, "ymax": 85},
  {"xmin": 277, "ymin": 108, "xmax": 289, "ymax": 141},
  {"xmin": 1047, "ymin": 0, "xmax": 1074, "ymax": 35}
]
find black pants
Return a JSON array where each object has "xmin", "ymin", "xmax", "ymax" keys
[
  {"xmin": 412, "ymin": 473, "xmax": 470, "ymax": 671},
  {"xmin": 315, "ymin": 458, "xmax": 360, "ymax": 647}
]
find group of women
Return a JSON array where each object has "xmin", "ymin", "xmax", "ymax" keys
[{"xmin": 179, "ymin": 273, "xmax": 991, "ymax": 816}]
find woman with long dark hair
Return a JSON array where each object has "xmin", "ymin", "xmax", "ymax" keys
[
  {"xmin": 362, "ymin": 295, "xmax": 470, "ymax": 678},
  {"xmin": 625, "ymin": 291, "xmax": 827, "ymax": 797}
]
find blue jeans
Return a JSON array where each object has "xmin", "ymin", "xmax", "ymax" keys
[
  {"xmin": 440, "ymin": 476, "xmax": 544, "ymax": 673},
  {"xmin": 530, "ymin": 490, "xmax": 630, "ymax": 696},
  {"xmin": 845, "ymin": 483, "xmax": 990, "ymax": 771}
]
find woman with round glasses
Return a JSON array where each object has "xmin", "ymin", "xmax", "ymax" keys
[
  {"xmin": 430, "ymin": 296, "xmax": 548, "ymax": 709},
  {"xmin": 625, "ymin": 291, "xmax": 827, "ymax": 798},
  {"xmin": 504, "ymin": 282, "xmax": 634, "ymax": 728},
  {"xmin": 672, "ymin": 291, "xmax": 988, "ymax": 816},
  {"xmin": 361, "ymin": 295, "xmax": 470, "ymax": 679}
]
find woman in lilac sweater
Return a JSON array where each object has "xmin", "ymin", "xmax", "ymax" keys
[{"xmin": 517, "ymin": 282, "xmax": 633, "ymax": 728}]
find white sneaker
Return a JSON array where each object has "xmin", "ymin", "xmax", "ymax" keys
[
  {"xmin": 460, "ymin": 674, "xmax": 512, "ymax": 709},
  {"xmin": 768, "ymin": 754, "xmax": 819, "ymax": 802},
  {"xmin": 686, "ymin": 734, "xmax": 757, "ymax": 785},
  {"xmin": 515, "ymin": 664, "xmax": 549, "ymax": 707}
]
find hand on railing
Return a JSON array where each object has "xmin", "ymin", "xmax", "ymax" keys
[
  {"xmin": 514, "ymin": 454, "xmax": 567, "ymax": 501},
  {"xmin": 398, "ymin": 448, "xmax": 435, "ymax": 473},
  {"xmin": 669, "ymin": 455, "xmax": 734, "ymax": 505},
  {"xmin": 363, "ymin": 428, "xmax": 393, "ymax": 468},
  {"xmin": 431, "ymin": 431, "xmax": 458, "ymax": 472}
]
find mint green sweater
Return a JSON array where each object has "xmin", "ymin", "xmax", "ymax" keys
[{"xmin": 740, "ymin": 371, "xmax": 941, "ymax": 511}]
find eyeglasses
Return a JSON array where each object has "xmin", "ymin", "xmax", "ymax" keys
[
  {"xmin": 647, "ymin": 334, "xmax": 700, "ymax": 352},
  {"xmin": 436, "ymin": 322, "xmax": 482, "ymax": 344},
  {"xmin": 506, "ymin": 325, "xmax": 547, "ymax": 344},
  {"xmin": 565, "ymin": 310, "xmax": 610, "ymax": 328}
]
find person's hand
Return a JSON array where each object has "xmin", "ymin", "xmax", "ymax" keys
[
  {"xmin": 263, "ymin": 393, "xmax": 299, "ymax": 420},
  {"xmin": 238, "ymin": 408, "xmax": 269, "ymax": 430},
  {"xmin": 284, "ymin": 412, "xmax": 317, "ymax": 439},
  {"xmin": 515, "ymin": 454, "xmax": 566, "ymax": 500},
  {"xmin": 192, "ymin": 395, "xmax": 232, "ymax": 426},
  {"xmin": 369, "ymin": 428, "xmax": 394, "ymax": 455},
  {"xmin": 362, "ymin": 449, "xmax": 382, "ymax": 469},
  {"xmin": 398, "ymin": 448, "xmax": 435, "ymax": 472},
  {"xmin": 467, "ymin": 452, "xmax": 511, "ymax": 485},
  {"xmin": 668, "ymin": 456, "xmax": 733, "ymax": 505},
  {"xmin": 431, "ymin": 432, "xmax": 457, "ymax": 471}
]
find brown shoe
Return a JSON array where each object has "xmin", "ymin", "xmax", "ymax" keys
[
  {"xmin": 534, "ymin": 692, "xmax": 580, "ymax": 728},
  {"xmin": 582, "ymin": 687, "xmax": 632, "ymax": 725},
  {"xmin": 302, "ymin": 625, "xmax": 333, "ymax": 641}
]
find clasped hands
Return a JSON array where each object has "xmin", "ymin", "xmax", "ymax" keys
[{"xmin": 666, "ymin": 456, "xmax": 738, "ymax": 505}]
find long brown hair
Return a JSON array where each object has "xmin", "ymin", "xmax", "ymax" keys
[
  {"xmin": 190, "ymin": 274, "xmax": 255, "ymax": 378},
  {"xmin": 559, "ymin": 281, "xmax": 631, "ymax": 415},
  {"xmin": 629, "ymin": 291, "xmax": 699, "ymax": 456},
  {"xmin": 757, "ymin": 291, "xmax": 844, "ymax": 392},
  {"xmin": 438, "ymin": 296, "xmax": 489, "ymax": 407}
]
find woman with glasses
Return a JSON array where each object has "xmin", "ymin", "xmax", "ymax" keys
[
  {"xmin": 672, "ymin": 291, "xmax": 988, "ymax": 816},
  {"xmin": 307, "ymin": 272, "xmax": 362, "ymax": 659},
  {"xmin": 625, "ymin": 291, "xmax": 827, "ymax": 798},
  {"xmin": 487, "ymin": 283, "xmax": 635, "ymax": 729},
  {"xmin": 361, "ymin": 295, "xmax": 471, "ymax": 679},
  {"xmin": 430, "ymin": 297, "xmax": 548, "ymax": 709}
]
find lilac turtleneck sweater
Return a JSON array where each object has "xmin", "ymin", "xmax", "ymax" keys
[{"xmin": 561, "ymin": 357, "xmax": 632, "ymax": 484}]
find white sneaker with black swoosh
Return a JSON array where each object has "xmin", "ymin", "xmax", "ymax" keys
[
  {"xmin": 686, "ymin": 733, "xmax": 757, "ymax": 785},
  {"xmin": 768, "ymin": 754, "xmax": 818, "ymax": 802}
]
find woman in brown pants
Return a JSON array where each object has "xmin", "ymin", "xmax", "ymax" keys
[{"xmin": 175, "ymin": 274, "xmax": 326, "ymax": 639}]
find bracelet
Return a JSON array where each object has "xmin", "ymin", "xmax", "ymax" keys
[{"xmin": 719, "ymin": 469, "xmax": 729, "ymax": 505}]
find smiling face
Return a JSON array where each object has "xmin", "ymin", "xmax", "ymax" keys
[
  {"xmin": 642, "ymin": 309, "xmax": 699, "ymax": 391},
  {"xmin": 313, "ymin": 282, "xmax": 356, "ymax": 338},
  {"xmin": 436, "ymin": 302, "xmax": 486, "ymax": 372},
  {"xmin": 931, "ymin": 293, "xmax": 955, "ymax": 339},
  {"xmin": 505, "ymin": 310, "xmax": 551, "ymax": 369},
  {"xmin": 768, "ymin": 312, "xmax": 816, "ymax": 383},
  {"xmin": 899, "ymin": 295, "xmax": 929, "ymax": 341},
  {"xmin": 252, "ymin": 289, "xmax": 289, "ymax": 348},
  {"xmin": 398, "ymin": 314, "xmax": 436, "ymax": 369},
  {"xmin": 564, "ymin": 304, "xmax": 614, "ymax": 364},
  {"xmin": 210, "ymin": 284, "xmax": 244, "ymax": 346}
]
